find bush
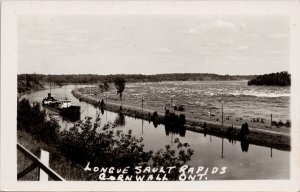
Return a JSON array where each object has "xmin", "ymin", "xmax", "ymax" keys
[
  {"xmin": 59, "ymin": 117, "xmax": 193, "ymax": 180},
  {"xmin": 179, "ymin": 114, "xmax": 186, "ymax": 125},
  {"xmin": 151, "ymin": 111, "xmax": 159, "ymax": 121},
  {"xmin": 100, "ymin": 99, "xmax": 105, "ymax": 108},
  {"xmin": 240, "ymin": 122, "xmax": 249, "ymax": 137},
  {"xmin": 285, "ymin": 120, "xmax": 291, "ymax": 127},
  {"xmin": 203, "ymin": 122, "xmax": 207, "ymax": 129},
  {"xmin": 17, "ymin": 99, "xmax": 59, "ymax": 144},
  {"xmin": 178, "ymin": 105, "xmax": 185, "ymax": 111},
  {"xmin": 174, "ymin": 105, "xmax": 185, "ymax": 112},
  {"xmin": 17, "ymin": 99, "xmax": 194, "ymax": 180},
  {"xmin": 272, "ymin": 121, "xmax": 279, "ymax": 128}
]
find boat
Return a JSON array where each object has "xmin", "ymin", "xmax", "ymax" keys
[{"xmin": 42, "ymin": 92, "xmax": 81, "ymax": 122}]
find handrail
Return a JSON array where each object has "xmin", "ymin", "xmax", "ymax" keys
[{"xmin": 17, "ymin": 143, "xmax": 65, "ymax": 181}]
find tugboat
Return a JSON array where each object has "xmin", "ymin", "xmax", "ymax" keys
[{"xmin": 42, "ymin": 92, "xmax": 81, "ymax": 122}]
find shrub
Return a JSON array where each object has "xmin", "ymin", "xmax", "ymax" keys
[
  {"xmin": 179, "ymin": 114, "xmax": 186, "ymax": 125},
  {"xmin": 17, "ymin": 99, "xmax": 194, "ymax": 180},
  {"xmin": 285, "ymin": 120, "xmax": 291, "ymax": 127},
  {"xmin": 152, "ymin": 111, "xmax": 159, "ymax": 121},
  {"xmin": 100, "ymin": 99, "xmax": 105, "ymax": 108},
  {"xmin": 272, "ymin": 121, "xmax": 279, "ymax": 128},
  {"xmin": 240, "ymin": 122, "xmax": 249, "ymax": 136},
  {"xmin": 59, "ymin": 117, "xmax": 193, "ymax": 180},
  {"xmin": 178, "ymin": 105, "xmax": 185, "ymax": 111},
  {"xmin": 17, "ymin": 99, "xmax": 59, "ymax": 144}
]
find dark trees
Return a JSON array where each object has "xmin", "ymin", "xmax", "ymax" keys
[
  {"xmin": 248, "ymin": 71, "xmax": 290, "ymax": 86},
  {"xmin": 114, "ymin": 77, "xmax": 126, "ymax": 106}
]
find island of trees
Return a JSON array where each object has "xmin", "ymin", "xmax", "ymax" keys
[{"xmin": 247, "ymin": 71, "xmax": 290, "ymax": 86}]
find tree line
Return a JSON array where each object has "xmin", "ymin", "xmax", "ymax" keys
[
  {"xmin": 18, "ymin": 73, "xmax": 255, "ymax": 85},
  {"xmin": 247, "ymin": 71, "xmax": 290, "ymax": 86},
  {"xmin": 17, "ymin": 74, "xmax": 44, "ymax": 94}
]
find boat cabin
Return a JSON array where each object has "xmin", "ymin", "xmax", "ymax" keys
[{"xmin": 59, "ymin": 100, "xmax": 72, "ymax": 108}]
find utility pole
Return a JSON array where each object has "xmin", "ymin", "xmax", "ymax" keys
[
  {"xmin": 142, "ymin": 96, "xmax": 144, "ymax": 111},
  {"xmin": 142, "ymin": 119, "xmax": 144, "ymax": 134},
  {"xmin": 221, "ymin": 103, "xmax": 223, "ymax": 128},
  {"xmin": 221, "ymin": 137, "xmax": 224, "ymax": 158},
  {"xmin": 170, "ymin": 95, "xmax": 175, "ymax": 113},
  {"xmin": 105, "ymin": 93, "xmax": 107, "ymax": 121},
  {"xmin": 170, "ymin": 97, "xmax": 173, "ymax": 113},
  {"xmin": 270, "ymin": 114, "xmax": 272, "ymax": 128}
]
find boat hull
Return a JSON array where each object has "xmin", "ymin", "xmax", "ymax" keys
[{"xmin": 43, "ymin": 104, "xmax": 81, "ymax": 122}]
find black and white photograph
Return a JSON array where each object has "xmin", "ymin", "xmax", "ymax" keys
[{"xmin": 1, "ymin": 1, "xmax": 300, "ymax": 191}]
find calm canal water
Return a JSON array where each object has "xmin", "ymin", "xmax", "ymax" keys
[{"xmin": 22, "ymin": 84, "xmax": 290, "ymax": 180}]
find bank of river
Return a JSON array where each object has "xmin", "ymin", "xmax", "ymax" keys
[
  {"xmin": 22, "ymin": 85, "xmax": 290, "ymax": 179},
  {"xmin": 72, "ymin": 88, "xmax": 290, "ymax": 151}
]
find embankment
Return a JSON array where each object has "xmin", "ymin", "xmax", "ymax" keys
[{"xmin": 72, "ymin": 89, "xmax": 290, "ymax": 151}]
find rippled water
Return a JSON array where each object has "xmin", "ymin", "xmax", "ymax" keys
[
  {"xmin": 21, "ymin": 83, "xmax": 290, "ymax": 180},
  {"xmin": 121, "ymin": 81, "xmax": 290, "ymax": 121}
]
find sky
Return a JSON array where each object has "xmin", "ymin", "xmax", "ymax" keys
[{"xmin": 18, "ymin": 15, "xmax": 290, "ymax": 75}]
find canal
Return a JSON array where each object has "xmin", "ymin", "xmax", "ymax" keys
[{"xmin": 21, "ymin": 85, "xmax": 290, "ymax": 180}]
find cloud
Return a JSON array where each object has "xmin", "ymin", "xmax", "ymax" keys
[
  {"xmin": 267, "ymin": 50, "xmax": 286, "ymax": 55},
  {"xmin": 269, "ymin": 33, "xmax": 288, "ymax": 39},
  {"xmin": 221, "ymin": 39, "xmax": 234, "ymax": 45},
  {"xmin": 103, "ymin": 37, "xmax": 116, "ymax": 41},
  {"xmin": 237, "ymin": 45, "xmax": 248, "ymax": 50},
  {"xmin": 228, "ymin": 55, "xmax": 240, "ymax": 60},
  {"xmin": 189, "ymin": 28, "xmax": 197, "ymax": 34},
  {"xmin": 27, "ymin": 39, "xmax": 52, "ymax": 45},
  {"xmin": 156, "ymin": 48, "xmax": 172, "ymax": 53},
  {"xmin": 211, "ymin": 19, "xmax": 237, "ymax": 30}
]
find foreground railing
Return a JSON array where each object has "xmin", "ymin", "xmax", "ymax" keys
[{"xmin": 17, "ymin": 143, "xmax": 65, "ymax": 181}]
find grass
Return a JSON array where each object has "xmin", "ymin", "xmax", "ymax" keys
[{"xmin": 17, "ymin": 130, "xmax": 89, "ymax": 181}]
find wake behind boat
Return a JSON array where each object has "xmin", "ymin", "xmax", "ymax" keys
[{"xmin": 42, "ymin": 93, "xmax": 81, "ymax": 122}]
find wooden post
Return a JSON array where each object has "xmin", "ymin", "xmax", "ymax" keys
[
  {"xmin": 270, "ymin": 114, "xmax": 272, "ymax": 128},
  {"xmin": 39, "ymin": 150, "xmax": 49, "ymax": 181},
  {"xmin": 209, "ymin": 108, "xmax": 211, "ymax": 119}
]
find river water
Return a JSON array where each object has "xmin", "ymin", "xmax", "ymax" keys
[{"xmin": 22, "ymin": 83, "xmax": 290, "ymax": 180}]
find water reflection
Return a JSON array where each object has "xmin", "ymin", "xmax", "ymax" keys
[
  {"xmin": 240, "ymin": 137, "xmax": 250, "ymax": 152},
  {"xmin": 114, "ymin": 112, "xmax": 126, "ymax": 127},
  {"xmin": 164, "ymin": 124, "xmax": 186, "ymax": 137}
]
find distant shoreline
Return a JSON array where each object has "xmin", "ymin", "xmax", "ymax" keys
[
  {"xmin": 18, "ymin": 73, "xmax": 255, "ymax": 85},
  {"xmin": 72, "ymin": 88, "xmax": 290, "ymax": 151}
]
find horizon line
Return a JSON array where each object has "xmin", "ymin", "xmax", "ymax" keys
[{"xmin": 17, "ymin": 71, "xmax": 289, "ymax": 76}]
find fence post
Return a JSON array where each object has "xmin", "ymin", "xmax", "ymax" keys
[{"xmin": 39, "ymin": 150, "xmax": 50, "ymax": 181}]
